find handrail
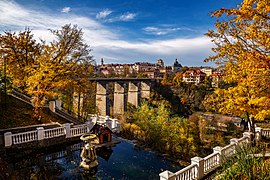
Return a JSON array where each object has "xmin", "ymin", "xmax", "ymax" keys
[
  {"xmin": 262, "ymin": 129, "xmax": 270, "ymax": 138},
  {"xmin": 11, "ymin": 130, "xmax": 38, "ymax": 145},
  {"xmin": 203, "ymin": 152, "xmax": 219, "ymax": 174},
  {"xmin": 4, "ymin": 116, "xmax": 120, "ymax": 147},
  {"xmin": 70, "ymin": 125, "xmax": 88, "ymax": 137},
  {"xmin": 55, "ymin": 108, "xmax": 83, "ymax": 125},
  {"xmin": 159, "ymin": 128, "xmax": 269, "ymax": 180},
  {"xmin": 44, "ymin": 127, "xmax": 65, "ymax": 139},
  {"xmin": 174, "ymin": 164, "xmax": 198, "ymax": 180}
]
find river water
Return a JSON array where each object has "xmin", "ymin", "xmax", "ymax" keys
[{"xmin": 3, "ymin": 137, "xmax": 182, "ymax": 179}]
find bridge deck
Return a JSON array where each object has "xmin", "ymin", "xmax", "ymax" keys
[{"xmin": 88, "ymin": 78, "xmax": 156, "ymax": 82}]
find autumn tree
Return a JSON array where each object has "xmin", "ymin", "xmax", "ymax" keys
[
  {"xmin": 173, "ymin": 72, "xmax": 183, "ymax": 86},
  {"xmin": 26, "ymin": 25, "xmax": 94, "ymax": 119},
  {"xmin": 204, "ymin": 0, "xmax": 270, "ymax": 133},
  {"xmin": 0, "ymin": 24, "xmax": 94, "ymax": 119},
  {"xmin": 0, "ymin": 29, "xmax": 41, "ymax": 90}
]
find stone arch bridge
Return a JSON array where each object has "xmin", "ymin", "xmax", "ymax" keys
[{"xmin": 89, "ymin": 78, "xmax": 156, "ymax": 117}]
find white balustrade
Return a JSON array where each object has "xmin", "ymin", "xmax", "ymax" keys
[
  {"xmin": 70, "ymin": 125, "xmax": 88, "ymax": 137},
  {"xmin": 203, "ymin": 152, "xmax": 220, "ymax": 173},
  {"xmin": 262, "ymin": 129, "xmax": 270, "ymax": 138},
  {"xmin": 159, "ymin": 131, "xmax": 261, "ymax": 180},
  {"xmin": 222, "ymin": 143, "xmax": 235, "ymax": 157},
  {"xmin": 174, "ymin": 164, "xmax": 197, "ymax": 180},
  {"xmin": 111, "ymin": 119, "xmax": 118, "ymax": 129},
  {"xmin": 44, "ymin": 127, "xmax": 65, "ymax": 139},
  {"xmin": 11, "ymin": 130, "xmax": 38, "ymax": 145},
  {"xmin": 4, "ymin": 117, "xmax": 120, "ymax": 146},
  {"xmin": 238, "ymin": 136, "xmax": 249, "ymax": 145}
]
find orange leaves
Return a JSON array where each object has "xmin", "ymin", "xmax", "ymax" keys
[
  {"xmin": 204, "ymin": 0, "xmax": 270, "ymax": 120},
  {"xmin": 0, "ymin": 25, "xmax": 94, "ymax": 119}
]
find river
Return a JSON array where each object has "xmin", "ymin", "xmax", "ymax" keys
[{"xmin": 2, "ymin": 137, "xmax": 182, "ymax": 179}]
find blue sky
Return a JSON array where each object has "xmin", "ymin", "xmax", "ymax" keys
[{"xmin": 0, "ymin": 0, "xmax": 242, "ymax": 66}]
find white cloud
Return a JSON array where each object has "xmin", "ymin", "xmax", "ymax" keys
[
  {"xmin": 143, "ymin": 26, "xmax": 195, "ymax": 36},
  {"xmin": 96, "ymin": 9, "xmax": 112, "ymax": 19},
  {"xmin": 119, "ymin": 12, "xmax": 136, "ymax": 21},
  {"xmin": 61, "ymin": 7, "xmax": 71, "ymax": 13},
  {"xmin": 92, "ymin": 36, "xmax": 214, "ymax": 66},
  {"xmin": 97, "ymin": 11, "xmax": 137, "ymax": 23},
  {"xmin": 0, "ymin": 0, "xmax": 214, "ymax": 66}
]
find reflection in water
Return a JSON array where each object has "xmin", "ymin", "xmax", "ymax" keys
[{"xmin": 2, "ymin": 137, "xmax": 182, "ymax": 179}]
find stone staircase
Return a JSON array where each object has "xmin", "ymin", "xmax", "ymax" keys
[
  {"xmin": 10, "ymin": 89, "xmax": 84, "ymax": 125},
  {"xmin": 10, "ymin": 89, "xmax": 33, "ymax": 106},
  {"xmin": 54, "ymin": 107, "xmax": 83, "ymax": 125}
]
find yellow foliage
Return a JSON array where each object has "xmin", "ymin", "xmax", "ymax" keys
[
  {"xmin": 0, "ymin": 25, "xmax": 94, "ymax": 118},
  {"xmin": 205, "ymin": 0, "xmax": 270, "ymax": 123}
]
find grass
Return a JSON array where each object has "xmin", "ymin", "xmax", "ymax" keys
[{"xmin": 215, "ymin": 143, "xmax": 270, "ymax": 180}]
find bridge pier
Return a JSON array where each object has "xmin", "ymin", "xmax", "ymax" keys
[
  {"xmin": 92, "ymin": 79, "xmax": 154, "ymax": 116},
  {"xmin": 128, "ymin": 81, "xmax": 140, "ymax": 108},
  {"xmin": 96, "ymin": 82, "xmax": 110, "ymax": 116},
  {"xmin": 140, "ymin": 82, "xmax": 151, "ymax": 99},
  {"xmin": 113, "ymin": 82, "xmax": 127, "ymax": 116}
]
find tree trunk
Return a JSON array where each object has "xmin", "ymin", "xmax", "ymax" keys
[{"xmin": 246, "ymin": 112, "xmax": 255, "ymax": 142}]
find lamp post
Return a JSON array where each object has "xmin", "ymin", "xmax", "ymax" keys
[
  {"xmin": 1, "ymin": 54, "xmax": 7, "ymax": 110},
  {"xmin": 4, "ymin": 55, "xmax": 7, "ymax": 108}
]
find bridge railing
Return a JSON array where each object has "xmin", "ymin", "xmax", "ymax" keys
[
  {"xmin": 159, "ymin": 129, "xmax": 267, "ymax": 180},
  {"xmin": 11, "ymin": 130, "xmax": 38, "ymax": 145},
  {"xmin": 262, "ymin": 128, "xmax": 270, "ymax": 138},
  {"xmin": 4, "ymin": 117, "xmax": 121, "ymax": 147},
  {"xmin": 203, "ymin": 152, "xmax": 220, "ymax": 174},
  {"xmin": 174, "ymin": 163, "xmax": 197, "ymax": 180},
  {"xmin": 70, "ymin": 124, "xmax": 88, "ymax": 137},
  {"xmin": 44, "ymin": 127, "xmax": 65, "ymax": 139},
  {"xmin": 89, "ymin": 115, "xmax": 121, "ymax": 131}
]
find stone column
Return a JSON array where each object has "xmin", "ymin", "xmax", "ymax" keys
[
  {"xmin": 243, "ymin": 132, "xmax": 252, "ymax": 142},
  {"xmin": 128, "ymin": 81, "xmax": 139, "ymax": 107},
  {"xmin": 55, "ymin": 100, "xmax": 62, "ymax": 110},
  {"xmin": 213, "ymin": 146, "xmax": 223, "ymax": 165},
  {"xmin": 85, "ymin": 121, "xmax": 93, "ymax": 132},
  {"xmin": 4, "ymin": 132, "xmax": 12, "ymax": 147},
  {"xmin": 49, "ymin": 101, "xmax": 56, "ymax": 112},
  {"xmin": 96, "ymin": 82, "xmax": 109, "ymax": 116},
  {"xmin": 159, "ymin": 170, "xmax": 175, "ymax": 180},
  {"xmin": 63, "ymin": 123, "xmax": 71, "ymax": 138},
  {"xmin": 255, "ymin": 127, "xmax": 262, "ymax": 141},
  {"xmin": 140, "ymin": 81, "xmax": 151, "ymax": 99},
  {"xmin": 230, "ymin": 138, "xmax": 238, "ymax": 144},
  {"xmin": 116, "ymin": 122, "xmax": 121, "ymax": 133},
  {"xmin": 113, "ymin": 82, "xmax": 126, "ymax": 116},
  {"xmin": 37, "ymin": 127, "xmax": 45, "ymax": 140},
  {"xmin": 191, "ymin": 156, "xmax": 204, "ymax": 179},
  {"xmin": 106, "ymin": 119, "xmax": 112, "ymax": 129},
  {"xmin": 111, "ymin": 119, "xmax": 117, "ymax": 129}
]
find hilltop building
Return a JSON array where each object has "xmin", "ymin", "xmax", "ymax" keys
[
  {"xmin": 201, "ymin": 68, "xmax": 213, "ymax": 76},
  {"xmin": 182, "ymin": 69, "xmax": 206, "ymax": 84},
  {"xmin": 210, "ymin": 72, "xmax": 224, "ymax": 87},
  {"xmin": 96, "ymin": 58, "xmax": 212, "ymax": 80},
  {"xmin": 172, "ymin": 59, "xmax": 182, "ymax": 72},
  {"xmin": 156, "ymin": 59, "xmax": 165, "ymax": 67}
]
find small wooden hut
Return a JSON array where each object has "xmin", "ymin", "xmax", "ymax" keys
[{"xmin": 90, "ymin": 124, "xmax": 112, "ymax": 144}]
